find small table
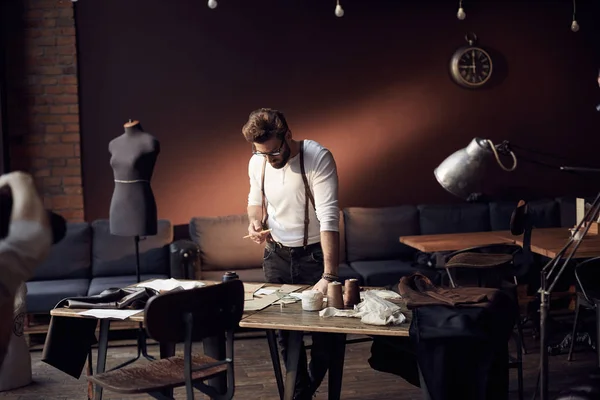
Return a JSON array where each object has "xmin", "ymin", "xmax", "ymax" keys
[{"xmin": 239, "ymin": 292, "xmax": 410, "ymax": 400}]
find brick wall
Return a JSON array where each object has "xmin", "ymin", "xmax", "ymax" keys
[{"xmin": 4, "ymin": 0, "xmax": 83, "ymax": 221}]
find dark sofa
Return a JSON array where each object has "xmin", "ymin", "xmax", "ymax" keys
[
  {"xmin": 185, "ymin": 198, "xmax": 577, "ymax": 286},
  {"xmin": 25, "ymin": 219, "xmax": 178, "ymax": 314}
]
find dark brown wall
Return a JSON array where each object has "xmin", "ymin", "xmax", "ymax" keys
[{"xmin": 76, "ymin": 0, "xmax": 600, "ymax": 225}]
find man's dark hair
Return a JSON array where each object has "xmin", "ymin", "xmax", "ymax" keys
[{"xmin": 241, "ymin": 108, "xmax": 289, "ymax": 144}]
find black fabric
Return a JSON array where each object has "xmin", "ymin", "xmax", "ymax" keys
[
  {"xmin": 41, "ymin": 316, "xmax": 98, "ymax": 379},
  {"xmin": 412, "ymin": 289, "xmax": 515, "ymax": 400},
  {"xmin": 369, "ymin": 287, "xmax": 516, "ymax": 400},
  {"xmin": 55, "ymin": 286, "xmax": 159, "ymax": 309}
]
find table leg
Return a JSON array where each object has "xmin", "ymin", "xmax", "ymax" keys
[
  {"xmin": 94, "ymin": 319, "xmax": 110, "ymax": 400},
  {"xmin": 327, "ymin": 333, "xmax": 346, "ymax": 400},
  {"xmin": 284, "ymin": 331, "xmax": 304, "ymax": 400},
  {"xmin": 159, "ymin": 341, "xmax": 176, "ymax": 398},
  {"xmin": 266, "ymin": 329, "xmax": 284, "ymax": 400}
]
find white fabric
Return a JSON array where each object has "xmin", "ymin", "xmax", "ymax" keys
[
  {"xmin": 248, "ymin": 139, "xmax": 339, "ymax": 247},
  {"xmin": 0, "ymin": 283, "xmax": 32, "ymax": 391},
  {"xmin": 319, "ymin": 290, "xmax": 406, "ymax": 326}
]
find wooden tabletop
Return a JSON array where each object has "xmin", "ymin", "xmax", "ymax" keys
[
  {"xmin": 497, "ymin": 227, "xmax": 600, "ymax": 259},
  {"xmin": 399, "ymin": 230, "xmax": 515, "ymax": 253},
  {"xmin": 49, "ymin": 281, "xmax": 306, "ymax": 322},
  {"xmin": 239, "ymin": 295, "xmax": 411, "ymax": 337}
]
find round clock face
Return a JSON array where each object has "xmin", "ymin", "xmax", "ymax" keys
[{"xmin": 450, "ymin": 46, "xmax": 493, "ymax": 88}]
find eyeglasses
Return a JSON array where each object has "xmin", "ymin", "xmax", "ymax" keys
[{"xmin": 252, "ymin": 138, "xmax": 285, "ymax": 157}]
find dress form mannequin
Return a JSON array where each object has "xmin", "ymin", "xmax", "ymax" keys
[
  {"xmin": 106, "ymin": 120, "xmax": 160, "ymax": 366},
  {"xmin": 108, "ymin": 120, "xmax": 159, "ymax": 238}
]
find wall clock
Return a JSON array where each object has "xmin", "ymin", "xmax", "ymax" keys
[{"xmin": 449, "ymin": 33, "xmax": 493, "ymax": 89}]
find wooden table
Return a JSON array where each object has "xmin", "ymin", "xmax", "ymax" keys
[
  {"xmin": 239, "ymin": 292, "xmax": 410, "ymax": 400},
  {"xmin": 399, "ymin": 230, "xmax": 515, "ymax": 253},
  {"xmin": 400, "ymin": 228, "xmax": 600, "ymax": 260},
  {"xmin": 497, "ymin": 227, "xmax": 600, "ymax": 259},
  {"xmin": 48, "ymin": 280, "xmax": 306, "ymax": 400}
]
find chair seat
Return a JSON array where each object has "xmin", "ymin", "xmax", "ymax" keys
[
  {"xmin": 87, "ymin": 353, "xmax": 227, "ymax": 394},
  {"xmin": 445, "ymin": 252, "xmax": 513, "ymax": 269}
]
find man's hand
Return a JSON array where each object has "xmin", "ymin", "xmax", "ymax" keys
[
  {"xmin": 313, "ymin": 278, "xmax": 329, "ymax": 295},
  {"xmin": 248, "ymin": 219, "xmax": 269, "ymax": 244},
  {"xmin": 0, "ymin": 171, "xmax": 47, "ymax": 226}
]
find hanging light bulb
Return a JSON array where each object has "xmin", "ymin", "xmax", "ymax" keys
[
  {"xmin": 456, "ymin": 1, "xmax": 466, "ymax": 20},
  {"xmin": 335, "ymin": 1, "xmax": 344, "ymax": 17},
  {"xmin": 570, "ymin": 0, "xmax": 579, "ymax": 32},
  {"xmin": 208, "ymin": 0, "xmax": 217, "ymax": 9}
]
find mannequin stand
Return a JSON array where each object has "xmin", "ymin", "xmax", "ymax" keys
[{"xmin": 109, "ymin": 236, "xmax": 155, "ymax": 372}]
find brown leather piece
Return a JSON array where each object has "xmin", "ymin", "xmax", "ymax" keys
[{"xmin": 398, "ymin": 273, "xmax": 499, "ymax": 309}]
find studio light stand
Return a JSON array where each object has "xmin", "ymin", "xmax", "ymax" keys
[
  {"xmin": 537, "ymin": 192, "xmax": 600, "ymax": 400},
  {"xmin": 434, "ymin": 138, "xmax": 600, "ymax": 400},
  {"xmin": 109, "ymin": 235, "xmax": 155, "ymax": 372}
]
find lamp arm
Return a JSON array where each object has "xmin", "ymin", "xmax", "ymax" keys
[{"xmin": 498, "ymin": 142, "xmax": 600, "ymax": 172}]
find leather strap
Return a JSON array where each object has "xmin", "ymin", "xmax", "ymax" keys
[
  {"xmin": 260, "ymin": 157, "xmax": 268, "ymax": 229},
  {"xmin": 299, "ymin": 140, "xmax": 315, "ymax": 248}
]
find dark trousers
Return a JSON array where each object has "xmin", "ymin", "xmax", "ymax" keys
[{"xmin": 263, "ymin": 241, "xmax": 332, "ymax": 400}]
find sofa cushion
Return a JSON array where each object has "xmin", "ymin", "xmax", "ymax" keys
[
  {"xmin": 418, "ymin": 203, "xmax": 490, "ymax": 234},
  {"xmin": 344, "ymin": 206, "xmax": 420, "ymax": 263},
  {"xmin": 338, "ymin": 210, "xmax": 347, "ymax": 263},
  {"xmin": 528, "ymin": 199, "xmax": 561, "ymax": 228},
  {"xmin": 337, "ymin": 262, "xmax": 364, "ymax": 284},
  {"xmin": 26, "ymin": 279, "xmax": 90, "ymax": 314},
  {"xmin": 87, "ymin": 274, "xmax": 168, "ymax": 296},
  {"xmin": 91, "ymin": 219, "xmax": 173, "ymax": 278},
  {"xmin": 30, "ymin": 222, "xmax": 92, "ymax": 281},
  {"xmin": 349, "ymin": 259, "xmax": 439, "ymax": 287},
  {"xmin": 489, "ymin": 201, "xmax": 518, "ymax": 231},
  {"xmin": 190, "ymin": 214, "xmax": 265, "ymax": 272}
]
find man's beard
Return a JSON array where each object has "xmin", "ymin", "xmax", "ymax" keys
[{"xmin": 269, "ymin": 146, "xmax": 291, "ymax": 169}]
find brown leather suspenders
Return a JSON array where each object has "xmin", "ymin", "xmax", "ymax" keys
[
  {"xmin": 260, "ymin": 140, "xmax": 315, "ymax": 248},
  {"xmin": 299, "ymin": 141, "xmax": 316, "ymax": 247}
]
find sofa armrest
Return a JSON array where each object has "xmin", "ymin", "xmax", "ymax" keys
[{"xmin": 169, "ymin": 239, "xmax": 200, "ymax": 279}]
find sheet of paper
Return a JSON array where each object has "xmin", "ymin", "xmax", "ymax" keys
[
  {"xmin": 78, "ymin": 309, "xmax": 143, "ymax": 320},
  {"xmin": 243, "ymin": 283, "xmax": 265, "ymax": 301},
  {"xmin": 137, "ymin": 278, "xmax": 205, "ymax": 292},
  {"xmin": 244, "ymin": 294, "xmax": 281, "ymax": 311},
  {"xmin": 244, "ymin": 284, "xmax": 305, "ymax": 311},
  {"xmin": 255, "ymin": 288, "xmax": 276, "ymax": 296}
]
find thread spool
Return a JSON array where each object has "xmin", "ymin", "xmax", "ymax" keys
[
  {"xmin": 327, "ymin": 282, "xmax": 344, "ymax": 309},
  {"xmin": 344, "ymin": 278, "xmax": 361, "ymax": 308},
  {"xmin": 301, "ymin": 290, "xmax": 324, "ymax": 311}
]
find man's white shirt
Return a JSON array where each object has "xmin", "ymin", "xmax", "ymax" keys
[{"xmin": 248, "ymin": 139, "xmax": 339, "ymax": 247}]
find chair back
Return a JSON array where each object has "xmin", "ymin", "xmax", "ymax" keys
[
  {"xmin": 143, "ymin": 280, "xmax": 244, "ymax": 343},
  {"xmin": 574, "ymin": 256, "xmax": 600, "ymax": 304}
]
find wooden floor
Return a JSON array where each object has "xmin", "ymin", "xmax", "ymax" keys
[{"xmin": 0, "ymin": 324, "xmax": 598, "ymax": 400}]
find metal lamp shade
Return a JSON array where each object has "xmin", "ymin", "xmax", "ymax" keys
[{"xmin": 434, "ymin": 138, "xmax": 492, "ymax": 200}]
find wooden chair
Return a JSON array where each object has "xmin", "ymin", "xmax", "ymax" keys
[{"xmin": 87, "ymin": 280, "xmax": 244, "ymax": 400}]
